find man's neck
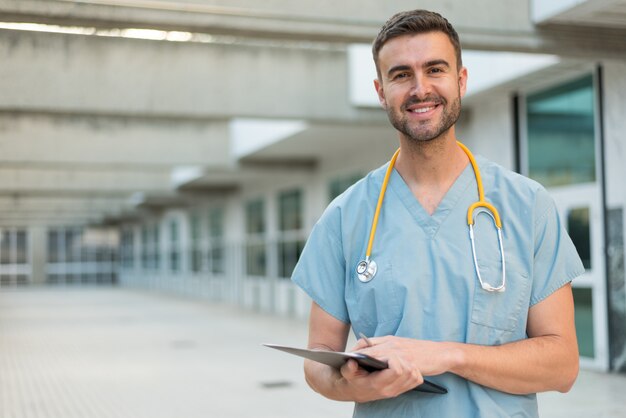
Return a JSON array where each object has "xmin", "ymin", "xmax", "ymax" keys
[{"xmin": 394, "ymin": 135, "xmax": 469, "ymax": 215}]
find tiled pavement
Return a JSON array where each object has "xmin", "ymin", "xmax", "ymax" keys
[{"xmin": 1, "ymin": 287, "xmax": 625, "ymax": 418}]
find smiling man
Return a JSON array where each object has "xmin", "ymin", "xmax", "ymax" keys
[
  {"xmin": 375, "ymin": 32, "xmax": 463, "ymax": 146},
  {"xmin": 291, "ymin": 9, "xmax": 584, "ymax": 417}
]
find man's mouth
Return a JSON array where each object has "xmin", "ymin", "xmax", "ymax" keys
[
  {"xmin": 409, "ymin": 105, "xmax": 437, "ymax": 114},
  {"xmin": 403, "ymin": 97, "xmax": 443, "ymax": 114}
]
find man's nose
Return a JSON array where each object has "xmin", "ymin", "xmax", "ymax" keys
[{"xmin": 409, "ymin": 74, "xmax": 432, "ymax": 98}]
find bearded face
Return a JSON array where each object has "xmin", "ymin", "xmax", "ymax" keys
[{"xmin": 374, "ymin": 32, "xmax": 467, "ymax": 145}]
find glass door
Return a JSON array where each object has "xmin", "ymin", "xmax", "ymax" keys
[{"xmin": 522, "ymin": 73, "xmax": 608, "ymax": 370}]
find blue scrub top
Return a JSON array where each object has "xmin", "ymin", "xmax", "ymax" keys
[{"xmin": 292, "ymin": 156, "xmax": 585, "ymax": 418}]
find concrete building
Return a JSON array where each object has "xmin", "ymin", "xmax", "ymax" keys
[{"xmin": 0, "ymin": 0, "xmax": 625, "ymax": 373}]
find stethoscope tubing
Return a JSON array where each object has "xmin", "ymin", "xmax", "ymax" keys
[{"xmin": 356, "ymin": 141, "xmax": 506, "ymax": 291}]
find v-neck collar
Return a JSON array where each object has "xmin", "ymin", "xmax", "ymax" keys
[{"xmin": 388, "ymin": 161, "xmax": 475, "ymax": 238}]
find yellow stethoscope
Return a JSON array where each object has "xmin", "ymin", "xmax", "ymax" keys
[{"xmin": 355, "ymin": 141, "xmax": 507, "ymax": 292}]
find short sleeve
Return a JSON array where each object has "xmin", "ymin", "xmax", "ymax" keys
[
  {"xmin": 530, "ymin": 188, "xmax": 585, "ymax": 306},
  {"xmin": 291, "ymin": 214, "xmax": 350, "ymax": 323}
]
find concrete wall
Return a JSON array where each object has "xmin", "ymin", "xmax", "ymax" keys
[
  {"xmin": 603, "ymin": 60, "xmax": 626, "ymax": 208},
  {"xmin": 0, "ymin": 113, "xmax": 230, "ymax": 167},
  {"xmin": 0, "ymin": 0, "xmax": 534, "ymax": 44},
  {"xmin": 457, "ymin": 95, "xmax": 516, "ymax": 170},
  {"xmin": 602, "ymin": 59, "xmax": 626, "ymax": 372},
  {"xmin": 0, "ymin": 29, "xmax": 382, "ymax": 123}
]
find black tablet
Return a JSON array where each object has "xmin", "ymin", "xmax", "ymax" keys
[{"xmin": 263, "ymin": 343, "xmax": 447, "ymax": 394}]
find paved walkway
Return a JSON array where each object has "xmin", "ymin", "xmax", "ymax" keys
[{"xmin": 1, "ymin": 287, "xmax": 625, "ymax": 418}]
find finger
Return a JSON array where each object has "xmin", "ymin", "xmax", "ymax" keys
[
  {"xmin": 353, "ymin": 345, "xmax": 385, "ymax": 361},
  {"xmin": 350, "ymin": 338, "xmax": 367, "ymax": 351},
  {"xmin": 340, "ymin": 359, "xmax": 359, "ymax": 378},
  {"xmin": 387, "ymin": 356, "xmax": 424, "ymax": 390},
  {"xmin": 351, "ymin": 338, "xmax": 369, "ymax": 351},
  {"xmin": 352, "ymin": 335, "xmax": 388, "ymax": 351}
]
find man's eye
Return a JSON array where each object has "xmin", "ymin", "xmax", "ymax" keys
[
  {"xmin": 393, "ymin": 73, "xmax": 409, "ymax": 80},
  {"xmin": 429, "ymin": 67, "xmax": 444, "ymax": 74}
]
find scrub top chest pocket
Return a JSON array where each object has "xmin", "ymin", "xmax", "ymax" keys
[{"xmin": 469, "ymin": 217, "xmax": 531, "ymax": 343}]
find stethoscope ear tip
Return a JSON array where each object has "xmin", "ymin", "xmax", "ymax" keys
[{"xmin": 481, "ymin": 283, "xmax": 506, "ymax": 292}]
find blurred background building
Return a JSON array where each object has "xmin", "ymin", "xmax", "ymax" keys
[{"xmin": 0, "ymin": 0, "xmax": 625, "ymax": 374}]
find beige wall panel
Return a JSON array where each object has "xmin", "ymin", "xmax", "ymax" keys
[
  {"xmin": 602, "ymin": 60, "xmax": 626, "ymax": 207},
  {"xmin": 0, "ymin": 0, "xmax": 534, "ymax": 41},
  {"xmin": 0, "ymin": 113, "xmax": 229, "ymax": 166},
  {"xmin": 0, "ymin": 166, "xmax": 169, "ymax": 193},
  {"xmin": 457, "ymin": 95, "xmax": 515, "ymax": 170},
  {"xmin": 0, "ymin": 29, "xmax": 383, "ymax": 122}
]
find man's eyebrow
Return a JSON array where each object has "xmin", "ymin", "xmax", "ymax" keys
[
  {"xmin": 386, "ymin": 59, "xmax": 452, "ymax": 77},
  {"xmin": 424, "ymin": 59, "xmax": 451, "ymax": 69}
]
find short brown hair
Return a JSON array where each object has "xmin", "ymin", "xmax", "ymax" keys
[{"xmin": 372, "ymin": 10, "xmax": 462, "ymax": 77}]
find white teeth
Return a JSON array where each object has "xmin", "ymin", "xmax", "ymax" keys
[{"xmin": 411, "ymin": 106, "xmax": 435, "ymax": 113}]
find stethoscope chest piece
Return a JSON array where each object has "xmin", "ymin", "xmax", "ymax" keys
[{"xmin": 356, "ymin": 259, "xmax": 377, "ymax": 283}]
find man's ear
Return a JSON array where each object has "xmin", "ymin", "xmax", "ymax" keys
[
  {"xmin": 458, "ymin": 66, "xmax": 468, "ymax": 98},
  {"xmin": 373, "ymin": 78, "xmax": 387, "ymax": 109}
]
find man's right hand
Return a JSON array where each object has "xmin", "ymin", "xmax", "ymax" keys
[
  {"xmin": 339, "ymin": 356, "xmax": 425, "ymax": 402},
  {"xmin": 305, "ymin": 302, "xmax": 424, "ymax": 402}
]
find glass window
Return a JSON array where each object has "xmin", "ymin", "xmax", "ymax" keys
[
  {"xmin": 329, "ymin": 173, "xmax": 363, "ymax": 201},
  {"xmin": 526, "ymin": 75, "xmax": 595, "ymax": 187},
  {"xmin": 15, "ymin": 230, "xmax": 27, "ymax": 264},
  {"xmin": 277, "ymin": 189, "xmax": 305, "ymax": 278},
  {"xmin": 245, "ymin": 199, "xmax": 266, "ymax": 276},
  {"xmin": 80, "ymin": 238, "xmax": 91, "ymax": 263},
  {"xmin": 208, "ymin": 208, "xmax": 225, "ymax": 274},
  {"xmin": 153, "ymin": 224, "xmax": 161, "ymax": 270},
  {"xmin": 47, "ymin": 274, "xmax": 61, "ymax": 284},
  {"xmin": 279, "ymin": 190, "xmax": 302, "ymax": 231},
  {"xmin": 278, "ymin": 239, "xmax": 305, "ymax": 278},
  {"xmin": 142, "ymin": 223, "xmax": 160, "ymax": 270},
  {"xmin": 120, "ymin": 231, "xmax": 126, "ymax": 268},
  {"xmin": 209, "ymin": 208, "xmax": 224, "ymax": 238},
  {"xmin": 65, "ymin": 229, "xmax": 79, "ymax": 263},
  {"xmin": 573, "ymin": 287, "xmax": 595, "ymax": 358},
  {"xmin": 48, "ymin": 229, "xmax": 60, "ymax": 263},
  {"xmin": 1, "ymin": 230, "xmax": 11, "ymax": 265},
  {"xmin": 567, "ymin": 207, "xmax": 591, "ymax": 269},
  {"xmin": 246, "ymin": 200, "xmax": 265, "ymax": 235},
  {"xmin": 246, "ymin": 243, "xmax": 266, "ymax": 276},
  {"xmin": 45, "ymin": 226, "xmax": 117, "ymax": 284},
  {"xmin": 120, "ymin": 228, "xmax": 134, "ymax": 269},
  {"xmin": 141, "ymin": 226, "xmax": 149, "ymax": 269},
  {"xmin": 189, "ymin": 214, "xmax": 203, "ymax": 273},
  {"xmin": 169, "ymin": 219, "xmax": 180, "ymax": 272},
  {"xmin": 0, "ymin": 275, "xmax": 9, "ymax": 286}
]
